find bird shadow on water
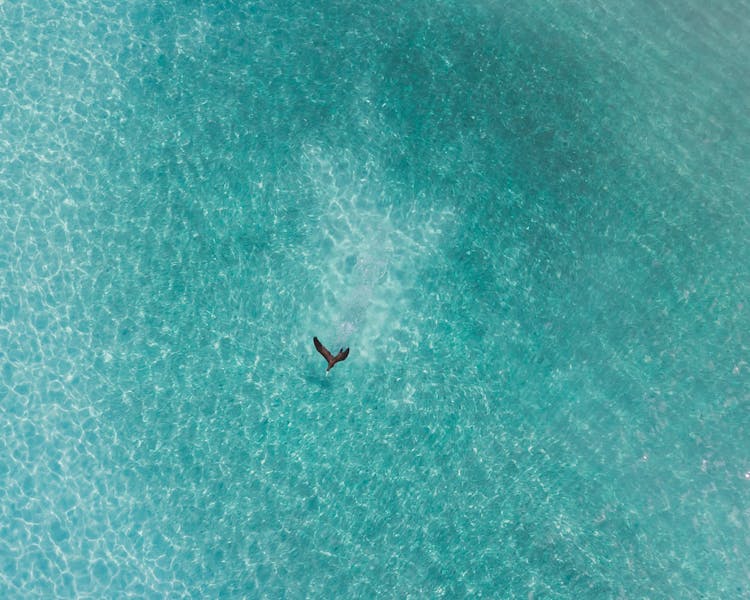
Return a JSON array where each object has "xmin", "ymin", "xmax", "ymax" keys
[{"xmin": 304, "ymin": 369, "xmax": 333, "ymax": 389}]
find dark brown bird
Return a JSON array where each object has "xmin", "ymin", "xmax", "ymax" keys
[{"xmin": 313, "ymin": 337, "xmax": 350, "ymax": 371}]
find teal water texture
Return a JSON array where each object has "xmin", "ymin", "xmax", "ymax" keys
[{"xmin": 1, "ymin": 0, "xmax": 749, "ymax": 597}]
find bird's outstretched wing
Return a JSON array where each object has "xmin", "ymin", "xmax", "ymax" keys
[{"xmin": 314, "ymin": 336, "xmax": 334, "ymax": 363}]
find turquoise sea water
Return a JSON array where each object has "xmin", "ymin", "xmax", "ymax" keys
[{"xmin": 1, "ymin": 0, "xmax": 749, "ymax": 597}]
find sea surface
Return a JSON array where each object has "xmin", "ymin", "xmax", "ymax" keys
[{"xmin": 1, "ymin": 0, "xmax": 749, "ymax": 597}]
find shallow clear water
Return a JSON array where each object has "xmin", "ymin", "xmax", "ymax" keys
[{"xmin": 1, "ymin": 0, "xmax": 749, "ymax": 597}]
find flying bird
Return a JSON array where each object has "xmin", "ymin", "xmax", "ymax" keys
[{"xmin": 313, "ymin": 337, "xmax": 349, "ymax": 371}]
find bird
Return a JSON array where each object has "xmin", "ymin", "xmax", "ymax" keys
[{"xmin": 313, "ymin": 337, "xmax": 350, "ymax": 371}]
